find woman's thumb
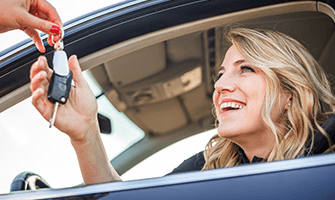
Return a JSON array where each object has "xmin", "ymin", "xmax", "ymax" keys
[{"xmin": 68, "ymin": 55, "xmax": 85, "ymax": 86}]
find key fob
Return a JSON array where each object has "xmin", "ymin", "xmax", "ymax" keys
[{"xmin": 47, "ymin": 50, "xmax": 72, "ymax": 104}]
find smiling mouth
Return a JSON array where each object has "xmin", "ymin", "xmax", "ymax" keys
[{"xmin": 220, "ymin": 102, "xmax": 245, "ymax": 112}]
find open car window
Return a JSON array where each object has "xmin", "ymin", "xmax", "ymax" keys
[
  {"xmin": 121, "ymin": 128, "xmax": 216, "ymax": 181},
  {"xmin": 0, "ymin": 72, "xmax": 145, "ymax": 192}
]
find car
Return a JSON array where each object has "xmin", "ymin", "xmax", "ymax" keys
[{"xmin": 0, "ymin": 0, "xmax": 335, "ymax": 199}]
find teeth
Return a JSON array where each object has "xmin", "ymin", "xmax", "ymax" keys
[{"xmin": 220, "ymin": 102, "xmax": 244, "ymax": 110}]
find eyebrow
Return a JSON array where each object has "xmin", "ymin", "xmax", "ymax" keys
[{"xmin": 218, "ymin": 59, "xmax": 247, "ymax": 72}]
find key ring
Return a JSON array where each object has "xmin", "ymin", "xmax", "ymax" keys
[{"xmin": 51, "ymin": 28, "xmax": 64, "ymax": 50}]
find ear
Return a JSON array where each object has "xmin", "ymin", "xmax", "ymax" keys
[{"xmin": 284, "ymin": 94, "xmax": 292, "ymax": 110}]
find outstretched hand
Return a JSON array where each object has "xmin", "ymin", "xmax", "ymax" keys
[
  {"xmin": 30, "ymin": 56, "xmax": 122, "ymax": 184},
  {"xmin": 0, "ymin": 0, "xmax": 63, "ymax": 52},
  {"xmin": 30, "ymin": 55, "xmax": 99, "ymax": 142}
]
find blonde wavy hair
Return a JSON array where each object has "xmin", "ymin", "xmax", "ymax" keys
[{"xmin": 203, "ymin": 28, "xmax": 335, "ymax": 170}]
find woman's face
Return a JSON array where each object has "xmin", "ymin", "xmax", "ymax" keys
[{"xmin": 213, "ymin": 45, "xmax": 289, "ymax": 141}]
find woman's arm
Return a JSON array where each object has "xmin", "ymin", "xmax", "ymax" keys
[
  {"xmin": 71, "ymin": 121, "xmax": 122, "ymax": 184},
  {"xmin": 30, "ymin": 55, "xmax": 121, "ymax": 184}
]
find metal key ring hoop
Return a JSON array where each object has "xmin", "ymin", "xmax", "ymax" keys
[{"xmin": 51, "ymin": 28, "xmax": 64, "ymax": 45}]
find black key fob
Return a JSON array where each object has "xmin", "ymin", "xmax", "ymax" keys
[{"xmin": 48, "ymin": 71, "xmax": 73, "ymax": 104}]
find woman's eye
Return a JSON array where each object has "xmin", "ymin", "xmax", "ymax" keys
[
  {"xmin": 215, "ymin": 72, "xmax": 223, "ymax": 82},
  {"xmin": 241, "ymin": 66, "xmax": 255, "ymax": 73}
]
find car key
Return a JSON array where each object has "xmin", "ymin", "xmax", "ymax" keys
[{"xmin": 48, "ymin": 30, "xmax": 73, "ymax": 128}]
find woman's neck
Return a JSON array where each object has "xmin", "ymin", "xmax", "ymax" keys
[
  {"xmin": 232, "ymin": 132, "xmax": 276, "ymax": 163},
  {"xmin": 243, "ymin": 144, "xmax": 273, "ymax": 162}
]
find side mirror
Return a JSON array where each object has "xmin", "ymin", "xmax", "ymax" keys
[{"xmin": 98, "ymin": 113, "xmax": 112, "ymax": 134}]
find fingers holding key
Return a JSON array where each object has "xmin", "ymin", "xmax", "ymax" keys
[
  {"xmin": 30, "ymin": 57, "xmax": 52, "ymax": 92},
  {"xmin": 30, "ymin": 56, "xmax": 52, "ymax": 81},
  {"xmin": 30, "ymin": 70, "xmax": 48, "ymax": 92},
  {"xmin": 0, "ymin": 0, "xmax": 63, "ymax": 52},
  {"xmin": 30, "ymin": 54, "xmax": 98, "ymax": 138},
  {"xmin": 31, "ymin": 86, "xmax": 53, "ymax": 121},
  {"xmin": 30, "ymin": 56, "xmax": 54, "ymax": 120}
]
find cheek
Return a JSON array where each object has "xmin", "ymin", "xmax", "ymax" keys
[
  {"xmin": 212, "ymin": 91, "xmax": 219, "ymax": 115},
  {"xmin": 242, "ymin": 80, "xmax": 267, "ymax": 113}
]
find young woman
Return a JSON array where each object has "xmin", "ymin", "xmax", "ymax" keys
[
  {"xmin": 170, "ymin": 28, "xmax": 335, "ymax": 174},
  {"xmin": 29, "ymin": 28, "xmax": 335, "ymax": 184}
]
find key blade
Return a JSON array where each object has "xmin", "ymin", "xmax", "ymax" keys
[{"xmin": 49, "ymin": 102, "xmax": 59, "ymax": 128}]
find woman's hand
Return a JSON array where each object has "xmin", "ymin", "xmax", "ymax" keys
[
  {"xmin": 30, "ymin": 56, "xmax": 122, "ymax": 184},
  {"xmin": 30, "ymin": 55, "xmax": 99, "ymax": 143},
  {"xmin": 0, "ymin": 0, "xmax": 63, "ymax": 52}
]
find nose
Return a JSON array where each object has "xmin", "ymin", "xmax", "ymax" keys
[{"xmin": 214, "ymin": 73, "xmax": 236, "ymax": 93}]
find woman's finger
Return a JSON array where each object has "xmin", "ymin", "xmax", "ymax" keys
[
  {"xmin": 47, "ymin": 34, "xmax": 61, "ymax": 47},
  {"xmin": 16, "ymin": 0, "xmax": 62, "ymax": 36},
  {"xmin": 16, "ymin": 10, "xmax": 61, "ymax": 36},
  {"xmin": 47, "ymin": 35, "xmax": 54, "ymax": 47},
  {"xmin": 22, "ymin": 27, "xmax": 45, "ymax": 53},
  {"xmin": 35, "ymin": 0, "xmax": 62, "ymax": 30},
  {"xmin": 31, "ymin": 88, "xmax": 47, "ymax": 117},
  {"xmin": 30, "ymin": 70, "xmax": 48, "ymax": 92},
  {"xmin": 68, "ymin": 55, "xmax": 86, "ymax": 87},
  {"xmin": 30, "ymin": 56, "xmax": 52, "ymax": 80},
  {"xmin": 32, "ymin": 87, "xmax": 55, "ymax": 121}
]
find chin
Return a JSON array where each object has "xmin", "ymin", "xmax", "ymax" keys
[{"xmin": 217, "ymin": 126, "xmax": 241, "ymax": 139}]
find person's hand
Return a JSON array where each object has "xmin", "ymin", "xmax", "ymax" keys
[
  {"xmin": 31, "ymin": 56, "xmax": 122, "ymax": 184},
  {"xmin": 0, "ymin": 0, "xmax": 62, "ymax": 53},
  {"xmin": 30, "ymin": 55, "xmax": 99, "ymax": 142}
]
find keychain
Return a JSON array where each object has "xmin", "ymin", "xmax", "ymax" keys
[{"xmin": 48, "ymin": 29, "xmax": 73, "ymax": 128}]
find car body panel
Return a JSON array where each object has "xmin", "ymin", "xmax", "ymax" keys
[{"xmin": 2, "ymin": 153, "xmax": 335, "ymax": 199}]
